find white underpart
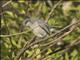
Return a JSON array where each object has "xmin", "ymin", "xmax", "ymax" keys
[
  {"xmin": 27, "ymin": 20, "xmax": 47, "ymax": 38},
  {"xmin": 33, "ymin": 27, "xmax": 47, "ymax": 37}
]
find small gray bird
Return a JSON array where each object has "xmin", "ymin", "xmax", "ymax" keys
[
  {"xmin": 22, "ymin": 17, "xmax": 52, "ymax": 38},
  {"xmin": 22, "ymin": 17, "xmax": 64, "ymax": 45}
]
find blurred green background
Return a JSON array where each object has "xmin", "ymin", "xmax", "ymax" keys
[{"xmin": 1, "ymin": 0, "xmax": 80, "ymax": 60}]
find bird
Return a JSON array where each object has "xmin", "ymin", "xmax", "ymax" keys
[
  {"xmin": 22, "ymin": 17, "xmax": 64, "ymax": 46},
  {"xmin": 22, "ymin": 17, "xmax": 53, "ymax": 38}
]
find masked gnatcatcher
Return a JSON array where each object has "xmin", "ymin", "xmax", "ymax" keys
[{"xmin": 22, "ymin": 17, "xmax": 56, "ymax": 38}]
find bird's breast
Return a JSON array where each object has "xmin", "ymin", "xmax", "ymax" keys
[{"xmin": 32, "ymin": 27, "xmax": 47, "ymax": 38}]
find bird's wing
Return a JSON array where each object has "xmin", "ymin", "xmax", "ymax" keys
[{"xmin": 37, "ymin": 20, "xmax": 50, "ymax": 35}]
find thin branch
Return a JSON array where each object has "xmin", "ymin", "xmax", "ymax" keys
[
  {"xmin": 45, "ymin": 0, "xmax": 62, "ymax": 23},
  {"xmin": 42, "ymin": 36, "xmax": 80, "ymax": 60},
  {"xmin": 29, "ymin": 19, "xmax": 80, "ymax": 47},
  {"xmin": 31, "ymin": 19, "xmax": 79, "ymax": 59},
  {"xmin": 39, "ymin": 19, "xmax": 78, "ymax": 47},
  {"xmin": 2, "ymin": 1, "xmax": 12, "ymax": 8},
  {"xmin": 14, "ymin": 19, "xmax": 80, "ymax": 60},
  {"xmin": 0, "ymin": 30, "xmax": 31, "ymax": 37},
  {"xmin": 54, "ymin": 36, "xmax": 80, "ymax": 55},
  {"xmin": 43, "ymin": 34, "xmax": 80, "ymax": 60},
  {"xmin": 14, "ymin": 36, "xmax": 36, "ymax": 60}
]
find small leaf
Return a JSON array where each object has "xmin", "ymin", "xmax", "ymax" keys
[
  {"xmin": 5, "ymin": 11, "xmax": 14, "ymax": 17},
  {"xmin": 42, "ymin": 3, "xmax": 48, "ymax": 14},
  {"xmin": 19, "ymin": 8, "xmax": 25, "ymax": 14},
  {"xmin": 65, "ymin": 52, "xmax": 69, "ymax": 60},
  {"xmin": 71, "ymin": 49, "xmax": 78, "ymax": 57},
  {"xmin": 18, "ymin": 0, "xmax": 25, "ymax": 3},
  {"xmin": 11, "ymin": 2, "xmax": 19, "ymax": 9}
]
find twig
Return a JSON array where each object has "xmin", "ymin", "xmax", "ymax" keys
[
  {"xmin": 45, "ymin": 0, "xmax": 62, "ymax": 23},
  {"xmin": 55, "ymin": 36, "xmax": 80, "ymax": 55},
  {"xmin": 43, "ymin": 36, "xmax": 80, "ymax": 60},
  {"xmin": 0, "ymin": 30, "xmax": 31, "ymax": 37},
  {"xmin": 31, "ymin": 19, "xmax": 79, "ymax": 59},
  {"xmin": 14, "ymin": 19, "xmax": 80, "ymax": 60},
  {"xmin": 2, "ymin": 12, "xmax": 16, "ymax": 59},
  {"xmin": 40, "ymin": 19, "xmax": 78, "ymax": 46},
  {"xmin": 21, "ymin": 18, "xmax": 79, "ymax": 59},
  {"xmin": 29, "ymin": 19, "xmax": 80, "ymax": 47},
  {"xmin": 14, "ymin": 36, "xmax": 36, "ymax": 60},
  {"xmin": 2, "ymin": 1, "xmax": 12, "ymax": 8}
]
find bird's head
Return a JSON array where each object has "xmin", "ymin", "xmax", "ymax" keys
[{"xmin": 22, "ymin": 18, "xmax": 32, "ymax": 27}]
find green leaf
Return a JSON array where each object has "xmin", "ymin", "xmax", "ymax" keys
[
  {"xmin": 48, "ymin": 18, "xmax": 56, "ymax": 25},
  {"xmin": 18, "ymin": 0, "xmax": 25, "ymax": 3},
  {"xmin": 19, "ymin": 8, "xmax": 25, "ymax": 14},
  {"xmin": 71, "ymin": 49, "xmax": 78, "ymax": 57},
  {"xmin": 65, "ymin": 52, "xmax": 69, "ymax": 60},
  {"xmin": 42, "ymin": 3, "xmax": 48, "ymax": 14},
  {"xmin": 5, "ymin": 11, "xmax": 14, "ymax": 18},
  {"xmin": 11, "ymin": 2, "xmax": 19, "ymax": 9},
  {"xmin": 71, "ymin": 49, "xmax": 78, "ymax": 60}
]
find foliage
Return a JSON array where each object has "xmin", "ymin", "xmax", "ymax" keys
[{"xmin": 1, "ymin": 1, "xmax": 80, "ymax": 60}]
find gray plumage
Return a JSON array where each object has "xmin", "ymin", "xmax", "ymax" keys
[{"xmin": 23, "ymin": 18, "xmax": 54, "ymax": 38}]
